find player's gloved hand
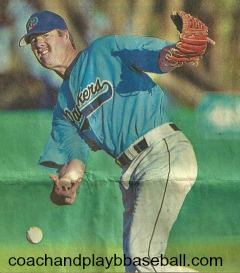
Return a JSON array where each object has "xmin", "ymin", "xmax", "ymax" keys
[
  {"xmin": 49, "ymin": 159, "xmax": 85, "ymax": 206},
  {"xmin": 159, "ymin": 10, "xmax": 215, "ymax": 72}
]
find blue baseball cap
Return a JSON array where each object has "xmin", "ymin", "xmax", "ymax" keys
[{"xmin": 19, "ymin": 10, "xmax": 68, "ymax": 47}]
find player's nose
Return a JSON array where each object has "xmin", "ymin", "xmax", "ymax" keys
[{"xmin": 35, "ymin": 36, "xmax": 46, "ymax": 47}]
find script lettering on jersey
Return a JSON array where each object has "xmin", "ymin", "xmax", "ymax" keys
[{"xmin": 64, "ymin": 78, "xmax": 114, "ymax": 123}]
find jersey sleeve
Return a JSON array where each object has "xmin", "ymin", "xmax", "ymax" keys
[
  {"xmin": 38, "ymin": 105, "xmax": 90, "ymax": 172},
  {"xmin": 113, "ymin": 35, "xmax": 174, "ymax": 74}
]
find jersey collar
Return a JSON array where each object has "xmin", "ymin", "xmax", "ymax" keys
[{"xmin": 63, "ymin": 51, "xmax": 81, "ymax": 80}]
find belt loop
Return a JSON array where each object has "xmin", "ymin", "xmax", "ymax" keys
[{"xmin": 133, "ymin": 138, "xmax": 148, "ymax": 153}]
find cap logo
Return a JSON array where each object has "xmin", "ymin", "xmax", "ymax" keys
[{"xmin": 26, "ymin": 17, "xmax": 39, "ymax": 32}]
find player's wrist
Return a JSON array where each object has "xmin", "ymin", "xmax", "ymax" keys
[{"xmin": 158, "ymin": 45, "xmax": 181, "ymax": 73}]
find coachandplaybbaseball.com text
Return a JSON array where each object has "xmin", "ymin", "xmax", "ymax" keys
[{"xmin": 9, "ymin": 254, "xmax": 223, "ymax": 269}]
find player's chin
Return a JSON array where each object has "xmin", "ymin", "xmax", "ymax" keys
[
  {"xmin": 40, "ymin": 61, "xmax": 53, "ymax": 70},
  {"xmin": 38, "ymin": 56, "xmax": 54, "ymax": 69},
  {"xmin": 36, "ymin": 58, "xmax": 50, "ymax": 69}
]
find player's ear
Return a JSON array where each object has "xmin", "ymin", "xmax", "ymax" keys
[
  {"xmin": 63, "ymin": 30, "xmax": 70, "ymax": 42},
  {"xmin": 66, "ymin": 30, "xmax": 70, "ymax": 39},
  {"xmin": 57, "ymin": 29, "xmax": 69, "ymax": 42}
]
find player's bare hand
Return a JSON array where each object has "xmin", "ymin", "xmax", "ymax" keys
[
  {"xmin": 48, "ymin": 159, "xmax": 85, "ymax": 206},
  {"xmin": 49, "ymin": 174, "xmax": 81, "ymax": 206}
]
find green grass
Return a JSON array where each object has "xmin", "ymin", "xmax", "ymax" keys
[{"xmin": 0, "ymin": 109, "xmax": 240, "ymax": 272}]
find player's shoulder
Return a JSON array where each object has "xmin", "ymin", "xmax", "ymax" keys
[{"xmin": 90, "ymin": 35, "xmax": 117, "ymax": 48}]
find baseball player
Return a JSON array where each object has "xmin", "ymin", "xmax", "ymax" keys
[{"xmin": 19, "ymin": 10, "xmax": 214, "ymax": 272}]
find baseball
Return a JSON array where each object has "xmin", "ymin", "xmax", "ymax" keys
[{"xmin": 26, "ymin": 226, "xmax": 43, "ymax": 244}]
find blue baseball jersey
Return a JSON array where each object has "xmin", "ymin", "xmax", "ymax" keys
[{"xmin": 38, "ymin": 35, "xmax": 173, "ymax": 170}]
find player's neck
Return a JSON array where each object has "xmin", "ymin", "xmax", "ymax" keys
[{"xmin": 53, "ymin": 47, "xmax": 78, "ymax": 79}]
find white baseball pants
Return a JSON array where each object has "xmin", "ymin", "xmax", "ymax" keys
[{"xmin": 119, "ymin": 123, "xmax": 198, "ymax": 272}]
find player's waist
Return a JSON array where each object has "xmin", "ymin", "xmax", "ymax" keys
[{"xmin": 115, "ymin": 123, "xmax": 180, "ymax": 168}]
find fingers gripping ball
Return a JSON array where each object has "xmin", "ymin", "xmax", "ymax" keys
[
  {"xmin": 167, "ymin": 11, "xmax": 211, "ymax": 66},
  {"xmin": 26, "ymin": 226, "xmax": 43, "ymax": 244},
  {"xmin": 57, "ymin": 177, "xmax": 74, "ymax": 192}
]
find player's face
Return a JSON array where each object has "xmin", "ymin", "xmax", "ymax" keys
[{"xmin": 29, "ymin": 29, "xmax": 68, "ymax": 70}]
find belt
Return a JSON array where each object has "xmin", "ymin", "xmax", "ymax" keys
[{"xmin": 115, "ymin": 123, "xmax": 180, "ymax": 168}]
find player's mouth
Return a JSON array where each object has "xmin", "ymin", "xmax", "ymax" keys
[
  {"xmin": 38, "ymin": 49, "xmax": 49, "ymax": 58},
  {"xmin": 36, "ymin": 48, "xmax": 52, "ymax": 66}
]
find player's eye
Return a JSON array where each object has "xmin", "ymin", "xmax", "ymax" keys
[{"xmin": 29, "ymin": 37, "xmax": 36, "ymax": 45}]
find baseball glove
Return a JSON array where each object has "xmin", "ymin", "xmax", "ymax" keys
[{"xmin": 165, "ymin": 11, "xmax": 213, "ymax": 67}]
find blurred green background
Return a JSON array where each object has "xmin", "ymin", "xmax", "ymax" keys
[{"xmin": 1, "ymin": 0, "xmax": 240, "ymax": 109}]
